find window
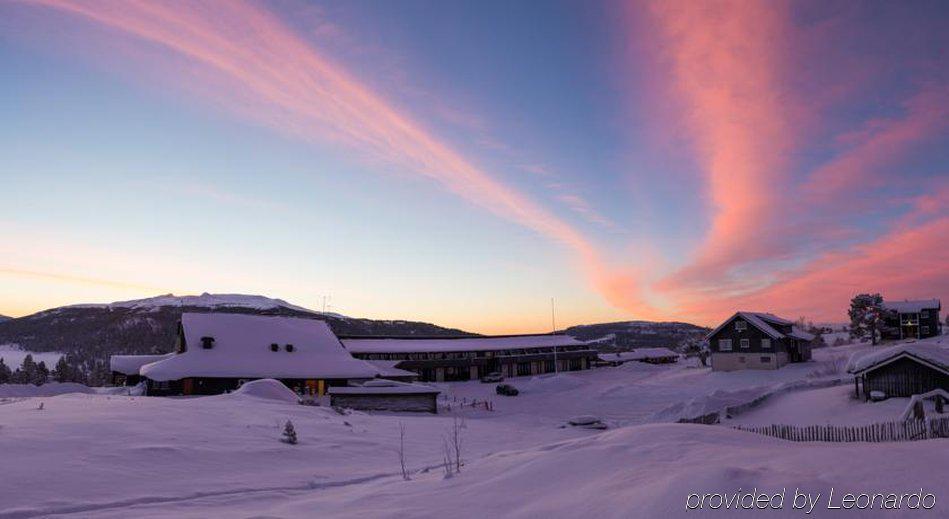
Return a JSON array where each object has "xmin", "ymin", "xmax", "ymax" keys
[
  {"xmin": 719, "ymin": 339, "xmax": 732, "ymax": 351},
  {"xmin": 922, "ymin": 326, "xmax": 930, "ymax": 335},
  {"xmin": 760, "ymin": 356, "xmax": 771, "ymax": 363},
  {"xmin": 761, "ymin": 338, "xmax": 771, "ymax": 349},
  {"xmin": 740, "ymin": 338, "xmax": 750, "ymax": 349},
  {"xmin": 921, "ymin": 311, "xmax": 929, "ymax": 318},
  {"xmin": 735, "ymin": 320, "xmax": 747, "ymax": 331}
]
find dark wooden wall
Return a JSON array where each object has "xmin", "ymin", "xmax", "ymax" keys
[{"xmin": 864, "ymin": 357, "xmax": 949, "ymax": 398}]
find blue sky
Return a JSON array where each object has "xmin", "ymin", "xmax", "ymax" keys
[{"xmin": 1, "ymin": 0, "xmax": 946, "ymax": 332}]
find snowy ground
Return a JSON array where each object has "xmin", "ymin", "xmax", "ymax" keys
[
  {"xmin": 0, "ymin": 341, "xmax": 946, "ymax": 518},
  {"xmin": 0, "ymin": 345, "xmax": 62, "ymax": 369}
]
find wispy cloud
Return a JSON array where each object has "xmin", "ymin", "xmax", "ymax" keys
[
  {"xmin": 646, "ymin": 0, "xmax": 797, "ymax": 290},
  {"xmin": 23, "ymin": 0, "xmax": 658, "ymax": 316}
]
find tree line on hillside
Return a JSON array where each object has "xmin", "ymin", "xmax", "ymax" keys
[{"xmin": 0, "ymin": 352, "xmax": 110, "ymax": 386}]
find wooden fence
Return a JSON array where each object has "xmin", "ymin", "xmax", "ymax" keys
[{"xmin": 733, "ymin": 416, "xmax": 949, "ymax": 443}]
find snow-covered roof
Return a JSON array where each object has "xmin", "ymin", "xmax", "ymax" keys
[
  {"xmin": 342, "ymin": 334, "xmax": 586, "ymax": 354},
  {"xmin": 328, "ymin": 380, "xmax": 440, "ymax": 395},
  {"xmin": 882, "ymin": 299, "xmax": 941, "ymax": 314},
  {"xmin": 846, "ymin": 339, "xmax": 949, "ymax": 375},
  {"xmin": 364, "ymin": 360, "xmax": 418, "ymax": 378},
  {"xmin": 140, "ymin": 313, "xmax": 377, "ymax": 382},
  {"xmin": 597, "ymin": 348, "xmax": 679, "ymax": 362},
  {"xmin": 110, "ymin": 353, "xmax": 174, "ymax": 375},
  {"xmin": 706, "ymin": 312, "xmax": 810, "ymax": 342}
]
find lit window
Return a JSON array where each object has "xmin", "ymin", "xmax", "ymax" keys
[
  {"xmin": 761, "ymin": 338, "xmax": 771, "ymax": 349},
  {"xmin": 740, "ymin": 339, "xmax": 750, "ymax": 349},
  {"xmin": 719, "ymin": 339, "xmax": 732, "ymax": 351}
]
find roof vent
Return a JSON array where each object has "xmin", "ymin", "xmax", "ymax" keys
[
  {"xmin": 285, "ymin": 344, "xmax": 294, "ymax": 353},
  {"xmin": 200, "ymin": 336, "xmax": 215, "ymax": 349},
  {"xmin": 270, "ymin": 343, "xmax": 279, "ymax": 352}
]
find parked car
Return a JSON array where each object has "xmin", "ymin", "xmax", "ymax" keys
[
  {"xmin": 496, "ymin": 384, "xmax": 519, "ymax": 396},
  {"xmin": 480, "ymin": 372, "xmax": 504, "ymax": 383}
]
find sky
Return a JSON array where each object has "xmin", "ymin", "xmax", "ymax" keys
[{"xmin": 0, "ymin": 0, "xmax": 947, "ymax": 334}]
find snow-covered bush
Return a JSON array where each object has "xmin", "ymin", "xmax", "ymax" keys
[{"xmin": 281, "ymin": 420, "xmax": 298, "ymax": 445}]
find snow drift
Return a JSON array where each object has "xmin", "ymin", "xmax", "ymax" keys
[{"xmin": 229, "ymin": 379, "xmax": 300, "ymax": 403}]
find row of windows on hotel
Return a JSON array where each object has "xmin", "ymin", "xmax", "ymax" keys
[
  {"xmin": 718, "ymin": 338, "xmax": 772, "ymax": 351},
  {"xmin": 355, "ymin": 345, "xmax": 590, "ymax": 361}
]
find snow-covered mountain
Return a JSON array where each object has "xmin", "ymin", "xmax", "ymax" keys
[
  {"xmin": 0, "ymin": 293, "xmax": 471, "ymax": 358},
  {"xmin": 60, "ymin": 293, "xmax": 329, "ymax": 316}
]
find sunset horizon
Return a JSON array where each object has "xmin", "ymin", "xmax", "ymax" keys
[{"xmin": 2, "ymin": 0, "xmax": 946, "ymax": 334}]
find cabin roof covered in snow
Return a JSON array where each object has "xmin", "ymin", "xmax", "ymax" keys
[
  {"xmin": 140, "ymin": 313, "xmax": 377, "ymax": 382},
  {"xmin": 706, "ymin": 312, "xmax": 812, "ymax": 341},
  {"xmin": 882, "ymin": 299, "xmax": 941, "ymax": 314},
  {"xmin": 110, "ymin": 353, "xmax": 174, "ymax": 375},
  {"xmin": 328, "ymin": 380, "xmax": 440, "ymax": 395},
  {"xmin": 364, "ymin": 360, "xmax": 418, "ymax": 378},
  {"xmin": 341, "ymin": 334, "xmax": 586, "ymax": 354},
  {"xmin": 597, "ymin": 348, "xmax": 679, "ymax": 362},
  {"xmin": 846, "ymin": 339, "xmax": 949, "ymax": 375}
]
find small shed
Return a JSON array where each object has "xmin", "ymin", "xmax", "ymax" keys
[
  {"xmin": 847, "ymin": 342, "xmax": 949, "ymax": 400},
  {"xmin": 328, "ymin": 380, "xmax": 440, "ymax": 413}
]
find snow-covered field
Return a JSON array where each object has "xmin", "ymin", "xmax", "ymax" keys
[
  {"xmin": 0, "ymin": 342, "xmax": 946, "ymax": 518},
  {"xmin": 0, "ymin": 344, "xmax": 62, "ymax": 369}
]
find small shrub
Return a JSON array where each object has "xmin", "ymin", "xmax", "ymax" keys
[{"xmin": 281, "ymin": 420, "xmax": 298, "ymax": 445}]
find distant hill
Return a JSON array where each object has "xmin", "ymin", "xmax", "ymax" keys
[
  {"xmin": 0, "ymin": 293, "xmax": 473, "ymax": 359},
  {"xmin": 564, "ymin": 320, "xmax": 709, "ymax": 351},
  {"xmin": 0, "ymin": 314, "xmax": 10, "ymax": 324}
]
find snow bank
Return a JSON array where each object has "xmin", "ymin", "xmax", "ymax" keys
[
  {"xmin": 229, "ymin": 379, "xmax": 300, "ymax": 403},
  {"xmin": 0, "ymin": 382, "xmax": 94, "ymax": 397},
  {"xmin": 128, "ymin": 423, "xmax": 948, "ymax": 519}
]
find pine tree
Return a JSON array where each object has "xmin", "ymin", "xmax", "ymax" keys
[
  {"xmin": 52, "ymin": 357, "xmax": 71, "ymax": 383},
  {"xmin": 848, "ymin": 293, "xmax": 887, "ymax": 345},
  {"xmin": 20, "ymin": 355, "xmax": 38, "ymax": 384},
  {"xmin": 0, "ymin": 358, "xmax": 11, "ymax": 384},
  {"xmin": 281, "ymin": 420, "xmax": 298, "ymax": 444},
  {"xmin": 34, "ymin": 361, "xmax": 50, "ymax": 386}
]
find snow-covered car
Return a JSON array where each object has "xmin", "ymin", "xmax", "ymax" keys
[
  {"xmin": 480, "ymin": 372, "xmax": 504, "ymax": 383},
  {"xmin": 496, "ymin": 384, "xmax": 519, "ymax": 396}
]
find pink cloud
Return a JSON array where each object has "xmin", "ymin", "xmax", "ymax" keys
[
  {"xmin": 802, "ymin": 85, "xmax": 949, "ymax": 199},
  {"xmin": 644, "ymin": 0, "xmax": 799, "ymax": 290}
]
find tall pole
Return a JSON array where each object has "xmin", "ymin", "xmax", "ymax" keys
[{"xmin": 551, "ymin": 297, "xmax": 558, "ymax": 373}]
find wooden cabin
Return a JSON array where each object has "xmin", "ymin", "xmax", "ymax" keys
[
  {"xmin": 882, "ymin": 299, "xmax": 942, "ymax": 340},
  {"xmin": 329, "ymin": 380, "xmax": 440, "ymax": 413},
  {"xmin": 129, "ymin": 313, "xmax": 379, "ymax": 396},
  {"xmin": 848, "ymin": 342, "xmax": 949, "ymax": 400},
  {"xmin": 341, "ymin": 334, "xmax": 597, "ymax": 382},
  {"xmin": 706, "ymin": 312, "xmax": 814, "ymax": 371}
]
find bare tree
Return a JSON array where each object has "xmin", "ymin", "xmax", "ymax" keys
[
  {"xmin": 398, "ymin": 422, "xmax": 410, "ymax": 481},
  {"xmin": 450, "ymin": 415, "xmax": 463, "ymax": 473},
  {"xmin": 441, "ymin": 437, "xmax": 454, "ymax": 478}
]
